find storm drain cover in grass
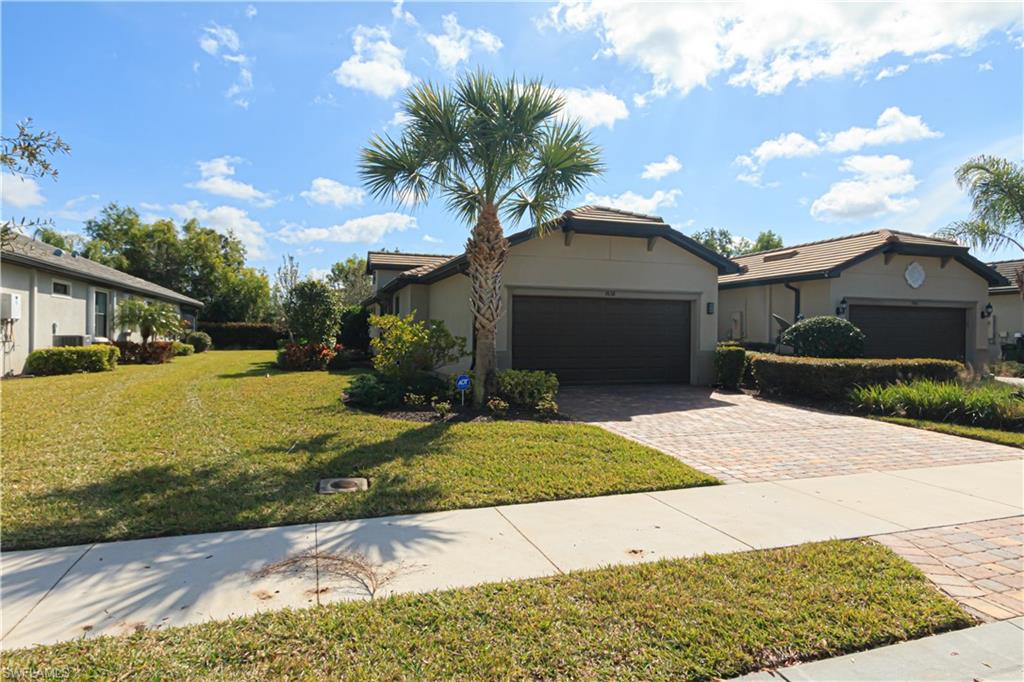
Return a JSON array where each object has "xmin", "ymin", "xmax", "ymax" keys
[{"xmin": 317, "ymin": 477, "xmax": 368, "ymax": 494}]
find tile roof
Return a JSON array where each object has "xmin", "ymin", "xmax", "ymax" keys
[
  {"xmin": 366, "ymin": 251, "xmax": 454, "ymax": 272},
  {"xmin": 989, "ymin": 259, "xmax": 1023, "ymax": 293},
  {"xmin": 2, "ymin": 233, "xmax": 203, "ymax": 306},
  {"xmin": 719, "ymin": 229, "xmax": 980, "ymax": 287},
  {"xmin": 562, "ymin": 205, "xmax": 666, "ymax": 225}
]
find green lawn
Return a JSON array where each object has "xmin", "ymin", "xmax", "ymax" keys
[
  {"xmin": 877, "ymin": 416, "xmax": 1024, "ymax": 448},
  {"xmin": 0, "ymin": 540, "xmax": 972, "ymax": 680},
  {"xmin": 1, "ymin": 351, "xmax": 715, "ymax": 550}
]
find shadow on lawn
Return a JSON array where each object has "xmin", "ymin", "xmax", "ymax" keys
[
  {"xmin": 7, "ymin": 421, "xmax": 460, "ymax": 553},
  {"xmin": 216, "ymin": 360, "xmax": 279, "ymax": 379}
]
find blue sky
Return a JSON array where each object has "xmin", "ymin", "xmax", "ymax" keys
[{"xmin": 3, "ymin": 1, "xmax": 1022, "ymax": 278}]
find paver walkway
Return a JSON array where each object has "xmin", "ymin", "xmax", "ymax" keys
[
  {"xmin": 559, "ymin": 385, "xmax": 1021, "ymax": 483},
  {"xmin": 736, "ymin": 617, "xmax": 1024, "ymax": 681},
  {"xmin": 2, "ymin": 458, "xmax": 1020, "ymax": 650},
  {"xmin": 875, "ymin": 516, "xmax": 1024, "ymax": 622}
]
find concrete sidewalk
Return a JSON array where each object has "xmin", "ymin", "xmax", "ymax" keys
[
  {"xmin": 736, "ymin": 617, "xmax": 1024, "ymax": 681},
  {"xmin": 2, "ymin": 458, "xmax": 1021, "ymax": 650}
]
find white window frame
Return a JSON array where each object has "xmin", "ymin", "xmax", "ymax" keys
[
  {"xmin": 93, "ymin": 288, "xmax": 111, "ymax": 339},
  {"xmin": 51, "ymin": 279, "xmax": 72, "ymax": 298}
]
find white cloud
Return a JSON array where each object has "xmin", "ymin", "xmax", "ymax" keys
[
  {"xmin": 170, "ymin": 201, "xmax": 268, "ymax": 258},
  {"xmin": 386, "ymin": 110, "xmax": 412, "ymax": 130},
  {"xmin": 810, "ymin": 154, "xmax": 919, "ymax": 222},
  {"xmin": 275, "ymin": 212, "xmax": 417, "ymax": 244},
  {"xmin": 300, "ymin": 177, "xmax": 365, "ymax": 208},
  {"xmin": 641, "ymin": 154, "xmax": 682, "ymax": 180},
  {"xmin": 875, "ymin": 64, "xmax": 909, "ymax": 80},
  {"xmin": 422, "ymin": 234, "xmax": 443, "ymax": 244},
  {"xmin": 307, "ymin": 267, "xmax": 331, "ymax": 281},
  {"xmin": 191, "ymin": 156, "xmax": 275, "ymax": 207},
  {"xmin": 542, "ymin": 1, "xmax": 1019, "ymax": 98},
  {"xmin": 921, "ymin": 52, "xmax": 950, "ymax": 63},
  {"xmin": 53, "ymin": 194, "xmax": 102, "ymax": 222},
  {"xmin": 333, "ymin": 26, "xmax": 413, "ymax": 98},
  {"xmin": 199, "ymin": 23, "xmax": 239, "ymax": 56},
  {"xmin": 583, "ymin": 189, "xmax": 681, "ymax": 215},
  {"xmin": 425, "ymin": 14, "xmax": 502, "ymax": 71},
  {"xmin": 979, "ymin": 61, "xmax": 994, "ymax": 71},
  {"xmin": 735, "ymin": 107, "xmax": 941, "ymax": 184},
  {"xmin": 1, "ymin": 172, "xmax": 45, "ymax": 208},
  {"xmin": 557, "ymin": 87, "xmax": 629, "ymax": 129},
  {"xmin": 392, "ymin": 0, "xmax": 417, "ymax": 26},
  {"xmin": 822, "ymin": 106, "xmax": 942, "ymax": 153},
  {"xmin": 245, "ymin": 4, "xmax": 258, "ymax": 20},
  {"xmin": 198, "ymin": 23, "xmax": 252, "ymax": 108}
]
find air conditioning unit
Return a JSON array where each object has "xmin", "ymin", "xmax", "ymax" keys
[
  {"xmin": 53, "ymin": 335, "xmax": 87, "ymax": 347},
  {"xmin": 0, "ymin": 293, "xmax": 21, "ymax": 321}
]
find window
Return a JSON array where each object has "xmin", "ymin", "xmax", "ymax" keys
[
  {"xmin": 52, "ymin": 281, "xmax": 71, "ymax": 297},
  {"xmin": 94, "ymin": 291, "xmax": 109, "ymax": 338}
]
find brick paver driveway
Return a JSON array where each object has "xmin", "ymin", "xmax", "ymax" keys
[{"xmin": 560, "ymin": 385, "xmax": 1021, "ymax": 483}]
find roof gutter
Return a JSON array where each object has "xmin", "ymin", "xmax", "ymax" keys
[{"xmin": 783, "ymin": 282, "xmax": 801, "ymax": 321}]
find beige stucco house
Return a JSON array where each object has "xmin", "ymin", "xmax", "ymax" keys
[
  {"xmin": 988, "ymin": 259, "xmax": 1023, "ymax": 358},
  {"xmin": 1, "ymin": 233, "xmax": 203, "ymax": 375},
  {"xmin": 365, "ymin": 206, "xmax": 738, "ymax": 384},
  {"xmin": 718, "ymin": 230, "xmax": 1008, "ymax": 369}
]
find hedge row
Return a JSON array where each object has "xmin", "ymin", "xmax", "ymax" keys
[
  {"xmin": 747, "ymin": 352, "xmax": 964, "ymax": 401},
  {"xmin": 25, "ymin": 345, "xmax": 119, "ymax": 376},
  {"xmin": 197, "ymin": 322, "xmax": 287, "ymax": 349}
]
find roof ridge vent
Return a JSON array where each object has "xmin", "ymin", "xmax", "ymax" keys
[{"xmin": 762, "ymin": 249, "xmax": 798, "ymax": 262}]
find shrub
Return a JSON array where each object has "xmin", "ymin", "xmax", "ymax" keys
[
  {"xmin": 184, "ymin": 331, "xmax": 213, "ymax": 353},
  {"xmin": 276, "ymin": 342, "xmax": 336, "ymax": 371},
  {"xmin": 748, "ymin": 352, "xmax": 963, "ymax": 401},
  {"xmin": 714, "ymin": 344, "xmax": 746, "ymax": 390},
  {"xmin": 495, "ymin": 369, "xmax": 559, "ymax": 407},
  {"xmin": 1003, "ymin": 344, "xmax": 1023, "ymax": 362},
  {"xmin": 114, "ymin": 299, "xmax": 182, "ymax": 346},
  {"xmin": 370, "ymin": 314, "xmax": 467, "ymax": 384},
  {"xmin": 535, "ymin": 394, "xmax": 559, "ymax": 416},
  {"xmin": 198, "ymin": 322, "xmax": 286, "ymax": 349},
  {"xmin": 404, "ymin": 393, "xmax": 428, "ymax": 408},
  {"xmin": 115, "ymin": 340, "xmax": 175, "ymax": 364},
  {"xmin": 345, "ymin": 373, "xmax": 404, "ymax": 410},
  {"xmin": 326, "ymin": 347, "xmax": 352, "ymax": 372},
  {"xmin": 25, "ymin": 345, "xmax": 119, "ymax": 375},
  {"xmin": 487, "ymin": 397, "xmax": 509, "ymax": 417},
  {"xmin": 287, "ymin": 280, "xmax": 341, "ymax": 345},
  {"xmin": 993, "ymin": 360, "xmax": 1024, "ymax": 378},
  {"xmin": 781, "ymin": 316, "xmax": 865, "ymax": 358},
  {"xmin": 339, "ymin": 306, "xmax": 371, "ymax": 353},
  {"xmin": 852, "ymin": 379, "xmax": 1024, "ymax": 430},
  {"xmin": 171, "ymin": 341, "xmax": 195, "ymax": 357},
  {"xmin": 431, "ymin": 398, "xmax": 452, "ymax": 418}
]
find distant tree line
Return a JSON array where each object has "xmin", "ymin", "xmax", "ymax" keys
[
  {"xmin": 34, "ymin": 203, "xmax": 374, "ymax": 323},
  {"xmin": 691, "ymin": 227, "xmax": 784, "ymax": 257}
]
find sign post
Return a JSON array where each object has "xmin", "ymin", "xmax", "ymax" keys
[{"xmin": 455, "ymin": 374, "xmax": 471, "ymax": 406}]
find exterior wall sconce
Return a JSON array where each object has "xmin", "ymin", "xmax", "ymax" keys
[
  {"xmin": 835, "ymin": 297, "xmax": 848, "ymax": 316},
  {"xmin": 981, "ymin": 303, "xmax": 994, "ymax": 319},
  {"xmin": 706, "ymin": 302, "xmax": 715, "ymax": 315}
]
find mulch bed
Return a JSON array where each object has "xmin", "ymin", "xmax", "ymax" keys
[{"xmin": 350, "ymin": 401, "xmax": 568, "ymax": 424}]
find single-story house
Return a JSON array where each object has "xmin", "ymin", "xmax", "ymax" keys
[
  {"xmin": 718, "ymin": 229, "xmax": 1008, "ymax": 368},
  {"xmin": 365, "ymin": 206, "xmax": 738, "ymax": 384},
  {"xmin": 1, "ymin": 233, "xmax": 203, "ymax": 375},
  {"xmin": 988, "ymin": 259, "xmax": 1023, "ymax": 356}
]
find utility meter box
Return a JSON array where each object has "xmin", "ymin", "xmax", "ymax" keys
[{"xmin": 1, "ymin": 293, "xmax": 22, "ymax": 321}]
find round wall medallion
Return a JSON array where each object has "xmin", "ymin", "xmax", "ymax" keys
[{"xmin": 905, "ymin": 261, "xmax": 926, "ymax": 289}]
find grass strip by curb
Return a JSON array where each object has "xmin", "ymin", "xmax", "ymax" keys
[
  {"xmin": 876, "ymin": 416, "xmax": 1024, "ymax": 448},
  {"xmin": 1, "ymin": 540, "xmax": 973, "ymax": 680}
]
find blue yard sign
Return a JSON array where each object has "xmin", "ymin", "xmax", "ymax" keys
[{"xmin": 455, "ymin": 374, "xmax": 471, "ymax": 405}]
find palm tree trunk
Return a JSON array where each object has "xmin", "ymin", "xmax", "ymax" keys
[{"xmin": 466, "ymin": 204, "xmax": 509, "ymax": 406}]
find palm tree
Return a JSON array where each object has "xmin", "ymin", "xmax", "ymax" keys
[
  {"xmin": 359, "ymin": 72, "xmax": 603, "ymax": 404},
  {"xmin": 939, "ymin": 155, "xmax": 1024, "ymax": 294},
  {"xmin": 114, "ymin": 299, "xmax": 182, "ymax": 346}
]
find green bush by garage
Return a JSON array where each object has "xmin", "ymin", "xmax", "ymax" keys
[
  {"xmin": 747, "ymin": 353, "xmax": 963, "ymax": 401},
  {"xmin": 25, "ymin": 345, "xmax": 120, "ymax": 376}
]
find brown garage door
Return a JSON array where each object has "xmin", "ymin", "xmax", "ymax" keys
[
  {"xmin": 849, "ymin": 304, "xmax": 966, "ymax": 360},
  {"xmin": 511, "ymin": 296, "xmax": 691, "ymax": 384}
]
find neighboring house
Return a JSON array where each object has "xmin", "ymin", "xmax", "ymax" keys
[
  {"xmin": 718, "ymin": 230, "xmax": 1008, "ymax": 368},
  {"xmin": 1, "ymin": 233, "xmax": 203, "ymax": 375},
  {"xmin": 988, "ymin": 259, "xmax": 1023, "ymax": 357},
  {"xmin": 365, "ymin": 206, "xmax": 738, "ymax": 384}
]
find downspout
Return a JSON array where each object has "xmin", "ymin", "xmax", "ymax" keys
[{"xmin": 783, "ymin": 282, "xmax": 801, "ymax": 321}]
